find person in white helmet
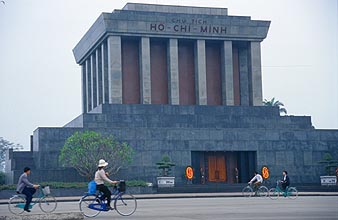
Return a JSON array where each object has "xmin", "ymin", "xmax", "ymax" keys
[{"xmin": 94, "ymin": 159, "xmax": 118, "ymax": 210}]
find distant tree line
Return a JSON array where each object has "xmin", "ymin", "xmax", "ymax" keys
[{"xmin": 0, "ymin": 137, "xmax": 23, "ymax": 184}]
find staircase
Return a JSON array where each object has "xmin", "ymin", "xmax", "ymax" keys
[{"xmin": 156, "ymin": 183, "xmax": 338, "ymax": 193}]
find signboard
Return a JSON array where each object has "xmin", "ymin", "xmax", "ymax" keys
[
  {"xmin": 320, "ymin": 176, "xmax": 337, "ymax": 186},
  {"xmin": 261, "ymin": 166, "xmax": 270, "ymax": 179},
  {"xmin": 185, "ymin": 166, "xmax": 194, "ymax": 180}
]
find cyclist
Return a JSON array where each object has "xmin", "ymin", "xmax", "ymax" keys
[
  {"xmin": 280, "ymin": 170, "xmax": 290, "ymax": 191},
  {"xmin": 94, "ymin": 159, "xmax": 119, "ymax": 210},
  {"xmin": 16, "ymin": 167, "xmax": 39, "ymax": 212},
  {"xmin": 248, "ymin": 171, "xmax": 263, "ymax": 192}
]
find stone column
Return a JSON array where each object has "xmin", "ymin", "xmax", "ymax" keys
[
  {"xmin": 140, "ymin": 37, "xmax": 151, "ymax": 104},
  {"xmin": 85, "ymin": 59, "xmax": 92, "ymax": 112},
  {"xmin": 168, "ymin": 39, "xmax": 179, "ymax": 105},
  {"xmin": 239, "ymin": 47, "xmax": 250, "ymax": 106},
  {"xmin": 250, "ymin": 41, "xmax": 263, "ymax": 106},
  {"xmin": 195, "ymin": 39, "xmax": 207, "ymax": 105},
  {"xmin": 101, "ymin": 42, "xmax": 109, "ymax": 104},
  {"xmin": 96, "ymin": 47, "xmax": 103, "ymax": 106},
  {"xmin": 91, "ymin": 53, "xmax": 97, "ymax": 108},
  {"xmin": 221, "ymin": 41, "xmax": 234, "ymax": 105},
  {"xmin": 81, "ymin": 63, "xmax": 87, "ymax": 113},
  {"xmin": 107, "ymin": 36, "xmax": 122, "ymax": 104}
]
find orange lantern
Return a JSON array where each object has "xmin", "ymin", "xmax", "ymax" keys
[
  {"xmin": 261, "ymin": 166, "xmax": 270, "ymax": 179},
  {"xmin": 185, "ymin": 166, "xmax": 194, "ymax": 180}
]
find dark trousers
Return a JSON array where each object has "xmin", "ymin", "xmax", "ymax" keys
[
  {"xmin": 22, "ymin": 187, "xmax": 36, "ymax": 210},
  {"xmin": 281, "ymin": 182, "xmax": 288, "ymax": 191},
  {"xmin": 97, "ymin": 184, "xmax": 112, "ymax": 207}
]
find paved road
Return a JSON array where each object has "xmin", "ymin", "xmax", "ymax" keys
[{"xmin": 1, "ymin": 196, "xmax": 337, "ymax": 220}]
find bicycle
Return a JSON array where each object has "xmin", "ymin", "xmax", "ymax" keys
[
  {"xmin": 268, "ymin": 180, "xmax": 298, "ymax": 200},
  {"xmin": 242, "ymin": 183, "xmax": 268, "ymax": 197},
  {"xmin": 8, "ymin": 185, "xmax": 57, "ymax": 215},
  {"xmin": 79, "ymin": 181, "xmax": 137, "ymax": 218}
]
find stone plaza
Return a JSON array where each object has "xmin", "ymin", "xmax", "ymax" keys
[{"xmin": 5, "ymin": 3, "xmax": 338, "ymax": 185}]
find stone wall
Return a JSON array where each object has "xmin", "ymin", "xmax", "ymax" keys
[{"xmin": 5, "ymin": 104, "xmax": 335, "ymax": 185}]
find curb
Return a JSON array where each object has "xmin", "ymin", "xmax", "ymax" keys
[
  {"xmin": 61, "ymin": 192, "xmax": 338, "ymax": 201},
  {"xmin": 0, "ymin": 212, "xmax": 83, "ymax": 220},
  {"xmin": 0, "ymin": 192, "xmax": 337, "ymax": 204}
]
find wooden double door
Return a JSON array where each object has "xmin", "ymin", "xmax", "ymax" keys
[{"xmin": 208, "ymin": 153, "xmax": 226, "ymax": 182}]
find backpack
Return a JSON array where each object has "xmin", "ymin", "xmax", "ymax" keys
[{"xmin": 88, "ymin": 180, "xmax": 97, "ymax": 194}]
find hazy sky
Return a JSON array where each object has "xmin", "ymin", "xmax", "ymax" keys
[{"xmin": 0, "ymin": 0, "xmax": 337, "ymax": 149}]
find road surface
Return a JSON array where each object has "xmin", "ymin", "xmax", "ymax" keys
[{"xmin": 0, "ymin": 196, "xmax": 337, "ymax": 219}]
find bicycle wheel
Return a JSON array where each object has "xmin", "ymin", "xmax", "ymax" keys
[
  {"xmin": 268, "ymin": 188, "xmax": 279, "ymax": 200},
  {"xmin": 39, "ymin": 195, "xmax": 57, "ymax": 213},
  {"xmin": 114, "ymin": 193, "xmax": 137, "ymax": 216},
  {"xmin": 287, "ymin": 187, "xmax": 298, "ymax": 200},
  {"xmin": 257, "ymin": 186, "xmax": 268, "ymax": 197},
  {"xmin": 79, "ymin": 194, "xmax": 101, "ymax": 218},
  {"xmin": 242, "ymin": 186, "xmax": 253, "ymax": 197},
  {"xmin": 8, "ymin": 195, "xmax": 25, "ymax": 215}
]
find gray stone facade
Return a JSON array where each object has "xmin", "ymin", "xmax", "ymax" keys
[
  {"xmin": 6, "ymin": 104, "xmax": 338, "ymax": 184},
  {"xmin": 73, "ymin": 4, "xmax": 269, "ymax": 64},
  {"xmin": 73, "ymin": 3, "xmax": 270, "ymax": 112}
]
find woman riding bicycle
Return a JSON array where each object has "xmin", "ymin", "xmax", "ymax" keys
[{"xmin": 94, "ymin": 159, "xmax": 118, "ymax": 210}]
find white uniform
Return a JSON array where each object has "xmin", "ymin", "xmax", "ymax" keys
[{"xmin": 249, "ymin": 174, "xmax": 263, "ymax": 183}]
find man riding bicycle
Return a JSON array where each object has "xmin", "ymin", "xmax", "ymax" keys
[
  {"xmin": 248, "ymin": 171, "xmax": 263, "ymax": 192},
  {"xmin": 280, "ymin": 170, "xmax": 290, "ymax": 191},
  {"xmin": 16, "ymin": 167, "xmax": 39, "ymax": 212}
]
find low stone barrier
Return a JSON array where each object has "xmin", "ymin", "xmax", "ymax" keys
[
  {"xmin": 0, "ymin": 212, "xmax": 83, "ymax": 220},
  {"xmin": 0, "ymin": 186, "xmax": 155, "ymax": 199}
]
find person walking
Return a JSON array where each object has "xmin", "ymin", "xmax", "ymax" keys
[{"xmin": 16, "ymin": 167, "xmax": 39, "ymax": 212}]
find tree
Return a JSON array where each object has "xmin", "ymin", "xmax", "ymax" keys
[
  {"xmin": 318, "ymin": 153, "xmax": 338, "ymax": 176},
  {"xmin": 59, "ymin": 131, "xmax": 134, "ymax": 180},
  {"xmin": 0, "ymin": 137, "xmax": 23, "ymax": 171},
  {"xmin": 263, "ymin": 97, "xmax": 287, "ymax": 114},
  {"xmin": 156, "ymin": 155, "xmax": 176, "ymax": 177}
]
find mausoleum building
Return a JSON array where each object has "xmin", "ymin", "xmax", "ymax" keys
[{"xmin": 6, "ymin": 3, "xmax": 338, "ymax": 185}]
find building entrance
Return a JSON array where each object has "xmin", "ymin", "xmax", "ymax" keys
[{"xmin": 191, "ymin": 151, "xmax": 256, "ymax": 184}]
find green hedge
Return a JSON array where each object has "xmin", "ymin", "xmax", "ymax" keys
[
  {"xmin": 0, "ymin": 180, "xmax": 148, "ymax": 191},
  {"xmin": 125, "ymin": 180, "xmax": 148, "ymax": 187}
]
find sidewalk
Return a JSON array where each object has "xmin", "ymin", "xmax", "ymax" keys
[{"xmin": 1, "ymin": 191, "xmax": 337, "ymax": 204}]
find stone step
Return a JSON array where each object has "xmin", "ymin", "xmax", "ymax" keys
[
  {"xmin": 157, "ymin": 184, "xmax": 338, "ymax": 193},
  {"xmin": 158, "ymin": 184, "xmax": 246, "ymax": 193}
]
